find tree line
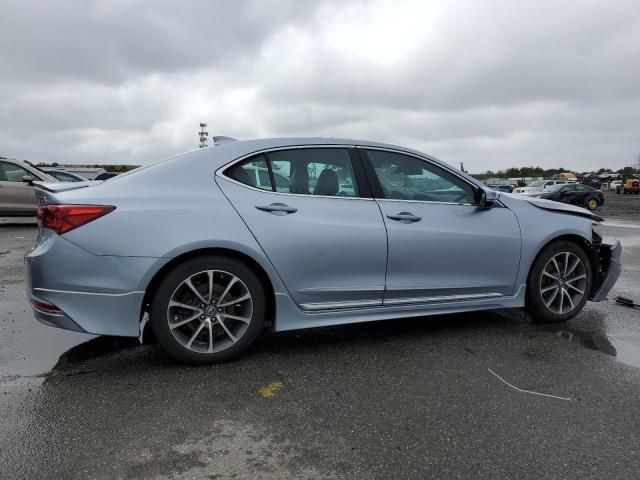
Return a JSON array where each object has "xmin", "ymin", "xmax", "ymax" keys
[{"xmin": 475, "ymin": 165, "xmax": 639, "ymax": 180}]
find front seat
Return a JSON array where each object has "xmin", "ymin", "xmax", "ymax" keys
[
  {"xmin": 289, "ymin": 163, "xmax": 310, "ymax": 194},
  {"xmin": 313, "ymin": 169, "xmax": 339, "ymax": 196}
]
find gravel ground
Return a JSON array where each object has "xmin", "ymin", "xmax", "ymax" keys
[{"xmin": 599, "ymin": 191, "xmax": 640, "ymax": 221}]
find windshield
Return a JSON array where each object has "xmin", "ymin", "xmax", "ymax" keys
[
  {"xmin": 545, "ymin": 184, "xmax": 565, "ymax": 192},
  {"xmin": 527, "ymin": 180, "xmax": 545, "ymax": 188}
]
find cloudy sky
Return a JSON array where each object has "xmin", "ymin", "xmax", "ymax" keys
[{"xmin": 1, "ymin": 0, "xmax": 639, "ymax": 172}]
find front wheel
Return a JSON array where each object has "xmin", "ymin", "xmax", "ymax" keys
[
  {"xmin": 150, "ymin": 255, "xmax": 265, "ymax": 364},
  {"xmin": 526, "ymin": 241, "xmax": 592, "ymax": 323}
]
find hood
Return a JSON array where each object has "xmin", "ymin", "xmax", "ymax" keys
[
  {"xmin": 513, "ymin": 187, "xmax": 540, "ymax": 193},
  {"xmin": 505, "ymin": 194, "xmax": 603, "ymax": 222}
]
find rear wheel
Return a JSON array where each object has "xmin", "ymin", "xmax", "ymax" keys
[
  {"xmin": 586, "ymin": 197, "xmax": 599, "ymax": 210},
  {"xmin": 150, "ymin": 255, "xmax": 265, "ymax": 364},
  {"xmin": 526, "ymin": 241, "xmax": 592, "ymax": 323}
]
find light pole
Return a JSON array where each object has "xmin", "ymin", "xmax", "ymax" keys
[{"xmin": 199, "ymin": 123, "xmax": 209, "ymax": 148}]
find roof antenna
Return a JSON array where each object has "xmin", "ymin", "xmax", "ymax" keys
[{"xmin": 198, "ymin": 123, "xmax": 208, "ymax": 148}]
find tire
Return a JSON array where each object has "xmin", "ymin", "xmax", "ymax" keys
[
  {"xmin": 586, "ymin": 197, "xmax": 599, "ymax": 210},
  {"xmin": 149, "ymin": 255, "xmax": 266, "ymax": 364},
  {"xmin": 526, "ymin": 240, "xmax": 592, "ymax": 323}
]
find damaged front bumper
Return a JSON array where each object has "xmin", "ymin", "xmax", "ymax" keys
[{"xmin": 590, "ymin": 240, "xmax": 622, "ymax": 302}]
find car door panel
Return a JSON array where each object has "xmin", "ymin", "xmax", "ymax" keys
[
  {"xmin": 360, "ymin": 148, "xmax": 522, "ymax": 304},
  {"xmin": 377, "ymin": 201, "xmax": 522, "ymax": 301},
  {"xmin": 216, "ymin": 148, "xmax": 387, "ymax": 309}
]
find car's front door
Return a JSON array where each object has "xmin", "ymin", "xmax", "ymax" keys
[
  {"xmin": 570, "ymin": 184, "xmax": 591, "ymax": 206},
  {"xmin": 216, "ymin": 147, "xmax": 388, "ymax": 310},
  {"xmin": 360, "ymin": 148, "xmax": 522, "ymax": 305},
  {"xmin": 0, "ymin": 161, "xmax": 38, "ymax": 215}
]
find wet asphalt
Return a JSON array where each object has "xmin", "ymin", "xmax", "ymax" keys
[{"xmin": 1, "ymin": 216, "xmax": 640, "ymax": 479}]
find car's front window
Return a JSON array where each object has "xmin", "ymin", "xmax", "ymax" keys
[
  {"xmin": 528, "ymin": 181, "xmax": 545, "ymax": 188},
  {"xmin": 366, "ymin": 150, "xmax": 475, "ymax": 204},
  {"xmin": 545, "ymin": 184, "xmax": 565, "ymax": 192},
  {"xmin": 0, "ymin": 161, "xmax": 32, "ymax": 182}
]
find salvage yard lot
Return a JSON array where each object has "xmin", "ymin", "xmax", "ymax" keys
[{"xmin": 1, "ymin": 205, "xmax": 640, "ymax": 479}]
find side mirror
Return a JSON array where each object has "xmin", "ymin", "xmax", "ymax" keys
[
  {"xmin": 476, "ymin": 188, "xmax": 497, "ymax": 208},
  {"xmin": 22, "ymin": 175, "xmax": 35, "ymax": 185}
]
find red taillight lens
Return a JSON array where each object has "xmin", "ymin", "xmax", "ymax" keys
[
  {"xmin": 37, "ymin": 205, "xmax": 116, "ymax": 234},
  {"xmin": 31, "ymin": 299, "xmax": 63, "ymax": 314}
]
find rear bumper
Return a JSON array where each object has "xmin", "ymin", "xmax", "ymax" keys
[
  {"xmin": 590, "ymin": 240, "xmax": 622, "ymax": 302},
  {"xmin": 25, "ymin": 230, "xmax": 157, "ymax": 337}
]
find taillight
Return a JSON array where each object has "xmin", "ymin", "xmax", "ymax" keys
[
  {"xmin": 31, "ymin": 299, "xmax": 63, "ymax": 314},
  {"xmin": 37, "ymin": 205, "xmax": 116, "ymax": 234}
]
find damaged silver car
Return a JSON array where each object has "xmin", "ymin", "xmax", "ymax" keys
[{"xmin": 25, "ymin": 137, "xmax": 621, "ymax": 364}]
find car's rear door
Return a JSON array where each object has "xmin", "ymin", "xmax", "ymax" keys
[
  {"xmin": 0, "ymin": 161, "xmax": 38, "ymax": 215},
  {"xmin": 216, "ymin": 147, "xmax": 387, "ymax": 310},
  {"xmin": 359, "ymin": 148, "xmax": 522, "ymax": 304}
]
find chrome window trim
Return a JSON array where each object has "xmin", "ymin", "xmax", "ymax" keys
[{"xmin": 216, "ymin": 144, "xmax": 373, "ymax": 201}]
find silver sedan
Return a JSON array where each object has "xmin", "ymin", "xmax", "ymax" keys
[{"xmin": 25, "ymin": 138, "xmax": 621, "ymax": 364}]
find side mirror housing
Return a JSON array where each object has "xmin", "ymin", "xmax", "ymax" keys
[
  {"xmin": 22, "ymin": 175, "xmax": 35, "ymax": 185},
  {"xmin": 476, "ymin": 188, "xmax": 497, "ymax": 208}
]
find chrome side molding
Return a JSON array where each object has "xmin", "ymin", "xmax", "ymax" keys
[{"xmin": 300, "ymin": 292, "xmax": 503, "ymax": 311}]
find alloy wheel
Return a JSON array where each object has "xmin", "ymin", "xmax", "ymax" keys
[
  {"xmin": 539, "ymin": 252, "xmax": 587, "ymax": 315},
  {"xmin": 167, "ymin": 270, "xmax": 253, "ymax": 354}
]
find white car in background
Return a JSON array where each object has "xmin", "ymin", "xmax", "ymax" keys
[
  {"xmin": 513, "ymin": 180, "xmax": 572, "ymax": 195},
  {"xmin": 609, "ymin": 180, "xmax": 622, "ymax": 191}
]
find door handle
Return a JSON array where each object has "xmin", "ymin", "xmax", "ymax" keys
[
  {"xmin": 255, "ymin": 203, "xmax": 298, "ymax": 214},
  {"xmin": 386, "ymin": 212, "xmax": 422, "ymax": 223}
]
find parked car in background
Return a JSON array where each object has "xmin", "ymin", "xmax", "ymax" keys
[
  {"xmin": 94, "ymin": 172, "xmax": 120, "ymax": 181},
  {"xmin": 609, "ymin": 180, "xmax": 622, "ymax": 191},
  {"xmin": 539, "ymin": 183, "xmax": 604, "ymax": 210},
  {"xmin": 43, "ymin": 169, "xmax": 88, "ymax": 182},
  {"xmin": 513, "ymin": 179, "xmax": 571, "ymax": 195},
  {"xmin": 486, "ymin": 184, "xmax": 514, "ymax": 193},
  {"xmin": 0, "ymin": 159, "xmax": 59, "ymax": 216},
  {"xmin": 26, "ymin": 137, "xmax": 621, "ymax": 364},
  {"xmin": 581, "ymin": 179, "xmax": 602, "ymax": 190},
  {"xmin": 57, "ymin": 167, "xmax": 106, "ymax": 180}
]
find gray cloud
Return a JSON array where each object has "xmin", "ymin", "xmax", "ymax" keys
[{"xmin": 0, "ymin": 0, "xmax": 639, "ymax": 171}]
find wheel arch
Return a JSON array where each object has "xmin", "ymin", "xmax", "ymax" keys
[
  {"xmin": 527, "ymin": 233, "xmax": 593, "ymax": 276},
  {"xmin": 140, "ymin": 247, "xmax": 276, "ymax": 329},
  {"xmin": 524, "ymin": 232, "xmax": 601, "ymax": 302}
]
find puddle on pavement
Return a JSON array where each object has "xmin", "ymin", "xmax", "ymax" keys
[
  {"xmin": 0, "ymin": 290, "xmax": 140, "ymax": 388},
  {"xmin": 52, "ymin": 336, "xmax": 140, "ymax": 370},
  {"xmin": 553, "ymin": 328, "xmax": 640, "ymax": 369}
]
